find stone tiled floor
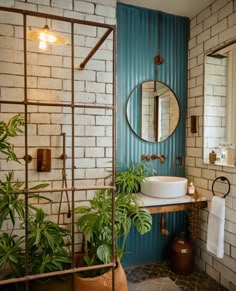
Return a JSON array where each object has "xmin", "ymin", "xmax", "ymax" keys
[
  {"xmin": 125, "ymin": 261, "xmax": 228, "ymax": 290},
  {"xmin": 128, "ymin": 277, "xmax": 180, "ymax": 291}
]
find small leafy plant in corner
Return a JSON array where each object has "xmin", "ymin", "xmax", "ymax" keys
[{"xmin": 115, "ymin": 162, "xmax": 156, "ymax": 194}]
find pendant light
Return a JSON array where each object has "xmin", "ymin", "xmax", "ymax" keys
[
  {"xmin": 27, "ymin": 24, "xmax": 69, "ymax": 50},
  {"xmin": 154, "ymin": 12, "xmax": 164, "ymax": 81}
]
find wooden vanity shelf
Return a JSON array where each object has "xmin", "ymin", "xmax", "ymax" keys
[{"xmin": 145, "ymin": 200, "xmax": 208, "ymax": 214}]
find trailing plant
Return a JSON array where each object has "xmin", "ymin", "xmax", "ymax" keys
[
  {"xmin": 0, "ymin": 115, "xmax": 25, "ymax": 162},
  {"xmin": 75, "ymin": 188, "xmax": 152, "ymax": 277},
  {"xmin": 115, "ymin": 162, "xmax": 156, "ymax": 194}
]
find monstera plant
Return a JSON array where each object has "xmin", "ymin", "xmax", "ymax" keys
[
  {"xmin": 73, "ymin": 162, "xmax": 154, "ymax": 290},
  {"xmin": 75, "ymin": 189, "xmax": 152, "ymax": 271}
]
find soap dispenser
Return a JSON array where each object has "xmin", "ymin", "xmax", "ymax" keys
[
  {"xmin": 209, "ymin": 150, "xmax": 216, "ymax": 164},
  {"xmin": 187, "ymin": 182, "xmax": 195, "ymax": 195}
]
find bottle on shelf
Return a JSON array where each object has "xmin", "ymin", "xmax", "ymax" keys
[{"xmin": 187, "ymin": 182, "xmax": 195, "ymax": 195}]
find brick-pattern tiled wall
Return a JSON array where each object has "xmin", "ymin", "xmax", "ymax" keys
[
  {"xmin": 0, "ymin": 0, "xmax": 116, "ymax": 252},
  {"xmin": 187, "ymin": 0, "xmax": 236, "ymax": 289}
]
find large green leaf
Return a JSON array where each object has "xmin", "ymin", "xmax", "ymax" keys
[
  {"xmin": 74, "ymin": 205, "xmax": 91, "ymax": 214},
  {"xmin": 97, "ymin": 244, "xmax": 112, "ymax": 264},
  {"xmin": 77, "ymin": 213, "xmax": 97, "ymax": 239},
  {"xmin": 132, "ymin": 209, "xmax": 152, "ymax": 235}
]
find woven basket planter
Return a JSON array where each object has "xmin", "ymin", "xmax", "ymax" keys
[{"xmin": 74, "ymin": 260, "xmax": 128, "ymax": 291}]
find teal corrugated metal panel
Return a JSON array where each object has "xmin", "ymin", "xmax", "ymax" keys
[
  {"xmin": 121, "ymin": 211, "xmax": 188, "ymax": 267},
  {"xmin": 117, "ymin": 4, "xmax": 158, "ymax": 168},
  {"xmin": 117, "ymin": 3, "xmax": 189, "ymax": 178},
  {"xmin": 117, "ymin": 4, "xmax": 190, "ymax": 266},
  {"xmin": 127, "ymin": 86, "xmax": 141, "ymax": 135}
]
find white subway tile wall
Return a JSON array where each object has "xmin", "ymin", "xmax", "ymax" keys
[
  {"xmin": 187, "ymin": 0, "xmax": 236, "ymax": 288},
  {"xmin": 0, "ymin": 0, "xmax": 116, "ymax": 254}
]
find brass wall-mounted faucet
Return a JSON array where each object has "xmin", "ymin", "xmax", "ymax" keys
[
  {"xmin": 141, "ymin": 154, "xmax": 166, "ymax": 163},
  {"xmin": 141, "ymin": 154, "xmax": 150, "ymax": 161},
  {"xmin": 151, "ymin": 154, "xmax": 166, "ymax": 163}
]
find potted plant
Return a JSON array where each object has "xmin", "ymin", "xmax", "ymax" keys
[
  {"xmin": 74, "ymin": 162, "xmax": 154, "ymax": 291},
  {"xmin": 0, "ymin": 209, "xmax": 72, "ymax": 291},
  {"xmin": 28, "ymin": 209, "xmax": 72, "ymax": 291},
  {"xmin": 0, "ymin": 115, "xmax": 71, "ymax": 291}
]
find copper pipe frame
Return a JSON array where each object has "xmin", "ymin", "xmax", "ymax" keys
[
  {"xmin": 79, "ymin": 28, "xmax": 113, "ymax": 69},
  {"xmin": 0, "ymin": 6, "xmax": 116, "ymax": 290},
  {"xmin": 0, "ymin": 99, "xmax": 115, "ymax": 110},
  {"xmin": 0, "ymin": 262, "xmax": 115, "ymax": 286}
]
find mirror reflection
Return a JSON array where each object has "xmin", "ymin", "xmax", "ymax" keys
[
  {"xmin": 126, "ymin": 81, "xmax": 180, "ymax": 142},
  {"xmin": 204, "ymin": 41, "xmax": 236, "ymax": 166}
]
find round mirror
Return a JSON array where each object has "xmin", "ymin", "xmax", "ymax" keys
[{"xmin": 126, "ymin": 81, "xmax": 180, "ymax": 143}]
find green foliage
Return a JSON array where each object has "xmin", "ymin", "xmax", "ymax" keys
[
  {"xmin": 75, "ymin": 188, "xmax": 152, "ymax": 277},
  {"xmin": 28, "ymin": 209, "xmax": 71, "ymax": 274},
  {"xmin": 30, "ymin": 247, "xmax": 71, "ymax": 274},
  {"xmin": 0, "ymin": 172, "xmax": 49, "ymax": 230},
  {"xmin": 115, "ymin": 162, "xmax": 156, "ymax": 194},
  {"xmin": 0, "ymin": 115, "xmax": 25, "ymax": 162},
  {"xmin": 0, "ymin": 233, "xmax": 24, "ymax": 278},
  {"xmin": 0, "ymin": 115, "xmax": 71, "ymax": 282},
  {"xmin": 75, "ymin": 162, "xmax": 155, "ymax": 277},
  {"xmin": 28, "ymin": 209, "xmax": 69, "ymax": 251}
]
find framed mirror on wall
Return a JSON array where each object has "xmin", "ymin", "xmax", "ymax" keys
[
  {"xmin": 126, "ymin": 80, "xmax": 180, "ymax": 143},
  {"xmin": 204, "ymin": 40, "xmax": 236, "ymax": 167}
]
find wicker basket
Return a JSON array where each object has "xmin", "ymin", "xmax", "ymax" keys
[{"xmin": 74, "ymin": 260, "xmax": 128, "ymax": 291}]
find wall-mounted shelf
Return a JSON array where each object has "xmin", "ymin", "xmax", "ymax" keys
[
  {"xmin": 138, "ymin": 193, "xmax": 208, "ymax": 214},
  {"xmin": 146, "ymin": 200, "xmax": 207, "ymax": 214}
]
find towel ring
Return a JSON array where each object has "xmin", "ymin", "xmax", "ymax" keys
[{"xmin": 212, "ymin": 176, "xmax": 230, "ymax": 198}]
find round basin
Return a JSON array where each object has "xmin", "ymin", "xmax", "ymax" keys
[{"xmin": 141, "ymin": 176, "xmax": 187, "ymax": 198}]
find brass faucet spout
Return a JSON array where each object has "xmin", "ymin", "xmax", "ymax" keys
[{"xmin": 151, "ymin": 154, "xmax": 166, "ymax": 163}]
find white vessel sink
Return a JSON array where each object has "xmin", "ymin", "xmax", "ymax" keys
[{"xmin": 141, "ymin": 176, "xmax": 187, "ymax": 198}]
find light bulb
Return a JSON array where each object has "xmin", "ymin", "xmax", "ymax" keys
[
  {"xmin": 39, "ymin": 40, "xmax": 47, "ymax": 50},
  {"xmin": 39, "ymin": 32, "xmax": 46, "ymax": 41},
  {"xmin": 47, "ymin": 34, "xmax": 57, "ymax": 43}
]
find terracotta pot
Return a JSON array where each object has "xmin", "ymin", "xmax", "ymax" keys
[
  {"xmin": 171, "ymin": 233, "xmax": 194, "ymax": 274},
  {"xmin": 74, "ymin": 260, "xmax": 128, "ymax": 291}
]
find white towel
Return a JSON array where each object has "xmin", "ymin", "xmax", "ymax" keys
[{"xmin": 206, "ymin": 196, "xmax": 225, "ymax": 258}]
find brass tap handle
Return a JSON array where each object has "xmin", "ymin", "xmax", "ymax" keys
[
  {"xmin": 151, "ymin": 154, "xmax": 157, "ymax": 160},
  {"xmin": 159, "ymin": 155, "xmax": 166, "ymax": 164},
  {"xmin": 151, "ymin": 154, "xmax": 166, "ymax": 163},
  {"xmin": 141, "ymin": 154, "xmax": 150, "ymax": 161}
]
